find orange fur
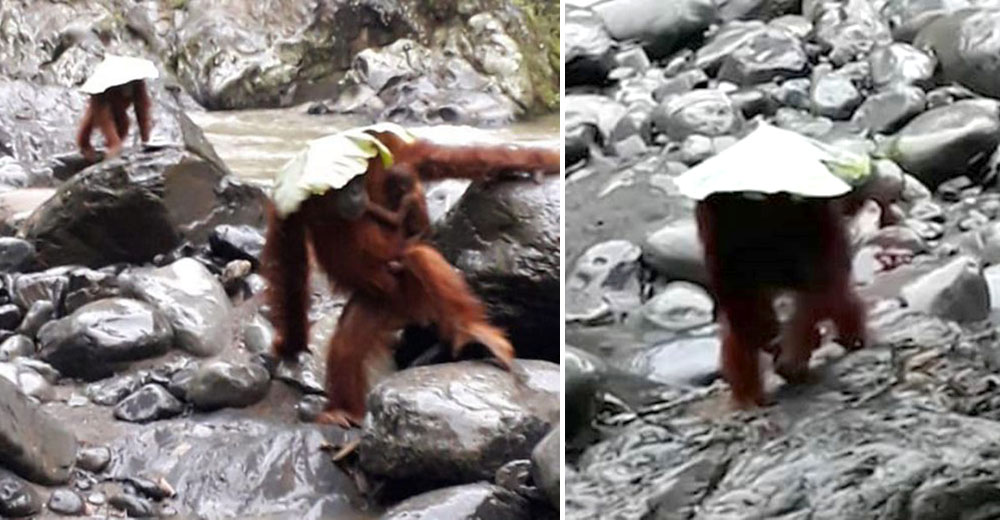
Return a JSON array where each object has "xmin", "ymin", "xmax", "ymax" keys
[
  {"xmin": 262, "ymin": 137, "xmax": 555, "ymax": 426},
  {"xmin": 76, "ymin": 80, "xmax": 153, "ymax": 162}
]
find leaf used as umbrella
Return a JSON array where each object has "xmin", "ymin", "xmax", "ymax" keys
[{"xmin": 80, "ymin": 55, "xmax": 160, "ymax": 95}]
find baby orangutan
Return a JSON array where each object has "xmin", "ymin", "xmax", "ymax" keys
[
  {"xmin": 696, "ymin": 193, "xmax": 867, "ymax": 408},
  {"xmin": 262, "ymin": 129, "xmax": 560, "ymax": 426},
  {"xmin": 77, "ymin": 80, "xmax": 153, "ymax": 162}
]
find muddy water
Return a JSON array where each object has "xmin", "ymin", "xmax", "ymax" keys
[{"xmin": 189, "ymin": 108, "xmax": 561, "ymax": 184}]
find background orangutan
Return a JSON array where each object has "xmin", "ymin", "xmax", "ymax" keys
[
  {"xmin": 262, "ymin": 134, "xmax": 560, "ymax": 426},
  {"xmin": 76, "ymin": 79, "xmax": 152, "ymax": 162},
  {"xmin": 695, "ymin": 192, "xmax": 867, "ymax": 408}
]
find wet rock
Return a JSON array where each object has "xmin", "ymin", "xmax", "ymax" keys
[
  {"xmin": 47, "ymin": 489, "xmax": 84, "ymax": 516},
  {"xmin": 0, "ymin": 469, "xmax": 41, "ymax": 518},
  {"xmin": 775, "ymin": 77, "xmax": 812, "ymax": 110},
  {"xmin": 651, "ymin": 90, "xmax": 743, "ymax": 140},
  {"xmin": 10, "ymin": 267, "xmax": 70, "ymax": 312},
  {"xmin": 433, "ymin": 177, "xmax": 560, "ymax": 361},
  {"xmin": 565, "ymin": 94, "xmax": 627, "ymax": 152},
  {"xmin": 851, "ymin": 85, "xmax": 926, "ymax": 134},
  {"xmin": 565, "ymin": 346, "xmax": 606, "ymax": 439},
  {"xmin": 64, "ymin": 268, "xmax": 122, "ymax": 314},
  {"xmin": 296, "ymin": 394, "xmax": 329, "ymax": 423},
  {"xmin": 886, "ymin": 99, "xmax": 1000, "ymax": 188},
  {"xmin": 107, "ymin": 417, "xmax": 362, "ymax": 517},
  {"xmin": 242, "ymin": 314, "xmax": 275, "ymax": 355},
  {"xmin": 87, "ymin": 374, "xmax": 144, "ymax": 406},
  {"xmin": 220, "ymin": 260, "xmax": 253, "ymax": 295},
  {"xmin": 114, "ymin": 384, "xmax": 184, "ymax": 423},
  {"xmin": 21, "ymin": 146, "xmax": 266, "ymax": 268},
  {"xmin": 108, "ymin": 493, "xmax": 154, "ymax": 517},
  {"xmin": 694, "ymin": 21, "xmax": 767, "ymax": 74},
  {"xmin": 38, "ymin": 298, "xmax": 172, "ymax": 381},
  {"xmin": 17, "ymin": 300, "xmax": 54, "ymax": 338},
  {"xmin": 566, "ymin": 9, "xmax": 616, "ymax": 87},
  {"xmin": 531, "ymin": 426, "xmax": 560, "ymax": 508},
  {"xmin": 495, "ymin": 459, "xmax": 542, "ymax": 501},
  {"xmin": 868, "ymin": 43, "xmax": 936, "ymax": 89},
  {"xmin": 592, "ymin": 0, "xmax": 716, "ymax": 59},
  {"xmin": 811, "ymin": 74, "xmax": 863, "ymax": 120},
  {"xmin": 643, "ymin": 220, "xmax": 707, "ymax": 284},
  {"xmin": 864, "ymin": 225, "xmax": 929, "ymax": 254},
  {"xmin": 186, "ymin": 360, "xmax": 270, "ymax": 411},
  {"xmin": 123, "ymin": 257, "xmax": 232, "ymax": 357},
  {"xmin": 0, "ymin": 377, "xmax": 76, "ymax": 485},
  {"xmin": 566, "ymin": 240, "xmax": 642, "ymax": 324},
  {"xmin": 209, "ymin": 224, "xmax": 264, "ymax": 266},
  {"xmin": 626, "ymin": 335, "xmax": 722, "ymax": 386},
  {"xmin": 274, "ymin": 353, "xmax": 325, "ymax": 395},
  {"xmin": 361, "ymin": 360, "xmax": 559, "ymax": 483},
  {"xmin": 631, "ymin": 281, "xmax": 714, "ymax": 332},
  {"xmin": 0, "ymin": 304, "xmax": 22, "ymax": 331},
  {"xmin": 0, "ymin": 335, "xmax": 33, "ymax": 362},
  {"xmin": 381, "ymin": 483, "xmax": 530, "ymax": 520},
  {"xmin": 0, "ymin": 238, "xmax": 35, "ymax": 273},
  {"xmin": 0, "ymin": 360, "xmax": 57, "ymax": 402},
  {"xmin": 717, "ymin": 27, "xmax": 809, "ymax": 85},
  {"xmin": 76, "ymin": 446, "xmax": 111, "ymax": 473},
  {"xmin": 914, "ymin": 9, "xmax": 1000, "ymax": 99},
  {"xmin": 901, "ymin": 256, "xmax": 990, "ymax": 323},
  {"xmin": 615, "ymin": 47, "xmax": 651, "ymax": 73}
]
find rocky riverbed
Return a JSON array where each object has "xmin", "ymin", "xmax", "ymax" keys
[
  {"xmin": 566, "ymin": 0, "xmax": 1000, "ymax": 517},
  {"xmin": 0, "ymin": 0, "xmax": 560, "ymax": 518}
]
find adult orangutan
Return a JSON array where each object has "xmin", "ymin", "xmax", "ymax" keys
[
  {"xmin": 262, "ymin": 124, "xmax": 560, "ymax": 425},
  {"xmin": 76, "ymin": 55, "xmax": 159, "ymax": 162},
  {"xmin": 677, "ymin": 123, "xmax": 868, "ymax": 408}
]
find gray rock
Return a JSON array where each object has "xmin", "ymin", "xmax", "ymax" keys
[
  {"xmin": 87, "ymin": 374, "xmax": 144, "ymax": 406},
  {"xmin": 106, "ymin": 417, "xmax": 363, "ymax": 517},
  {"xmin": 864, "ymin": 225, "xmax": 929, "ymax": 254},
  {"xmin": 114, "ymin": 384, "xmax": 184, "ymax": 423},
  {"xmin": 63, "ymin": 268, "xmax": 122, "ymax": 315},
  {"xmin": 810, "ymin": 74, "xmax": 863, "ymax": 120},
  {"xmin": 0, "ymin": 361, "xmax": 56, "ymax": 403},
  {"xmin": 851, "ymin": 85, "xmax": 926, "ymax": 134},
  {"xmin": 0, "ymin": 304, "xmax": 22, "ymax": 331},
  {"xmin": 380, "ymin": 483, "xmax": 530, "ymax": 520},
  {"xmin": 186, "ymin": 360, "xmax": 271, "ymax": 411},
  {"xmin": 914, "ymin": 9, "xmax": 1000, "ymax": 99},
  {"xmin": 47, "ymin": 489, "xmax": 84, "ymax": 516},
  {"xmin": 775, "ymin": 77, "xmax": 812, "ymax": 110},
  {"xmin": 652, "ymin": 90, "xmax": 743, "ymax": 140},
  {"xmin": 694, "ymin": 21, "xmax": 767, "ymax": 74},
  {"xmin": 10, "ymin": 267, "xmax": 70, "ymax": 312},
  {"xmin": 901, "ymin": 256, "xmax": 990, "ymax": 323},
  {"xmin": 494, "ymin": 459, "xmax": 542, "ymax": 502},
  {"xmin": 17, "ymin": 300, "xmax": 54, "ymax": 339},
  {"xmin": 38, "ymin": 298, "xmax": 172, "ymax": 381},
  {"xmin": 108, "ymin": 494, "xmax": 154, "ymax": 517},
  {"xmin": 360, "ymin": 360, "xmax": 559, "ymax": 483},
  {"xmin": 0, "ymin": 469, "xmax": 41, "ymax": 518},
  {"xmin": 717, "ymin": 27, "xmax": 809, "ymax": 85},
  {"xmin": 21, "ymin": 146, "xmax": 265, "ymax": 268},
  {"xmin": 531, "ymin": 425, "xmax": 560, "ymax": 508},
  {"xmin": 565, "ymin": 94, "xmax": 628, "ymax": 149},
  {"xmin": 886, "ymin": 99, "xmax": 1000, "ymax": 188},
  {"xmin": 566, "ymin": 240, "xmax": 642, "ymax": 324},
  {"xmin": 0, "ymin": 335, "xmax": 33, "ymax": 362},
  {"xmin": 632, "ymin": 281, "xmax": 714, "ymax": 332},
  {"xmin": 625, "ymin": 335, "xmax": 722, "ymax": 386},
  {"xmin": 868, "ymin": 43, "xmax": 936, "ymax": 89},
  {"xmin": 642, "ymin": 220, "xmax": 708, "ymax": 284},
  {"xmin": 433, "ymin": 177, "xmax": 560, "ymax": 361},
  {"xmin": 242, "ymin": 314, "xmax": 275, "ymax": 355},
  {"xmin": 812, "ymin": 0, "xmax": 892, "ymax": 65},
  {"xmin": 0, "ymin": 377, "xmax": 76, "ymax": 485},
  {"xmin": 593, "ymin": 0, "xmax": 716, "ymax": 59},
  {"xmin": 76, "ymin": 446, "xmax": 111, "ymax": 473},
  {"xmin": 209, "ymin": 224, "xmax": 265, "ymax": 266},
  {"xmin": 0, "ymin": 238, "xmax": 35, "ymax": 273},
  {"xmin": 566, "ymin": 9, "xmax": 616, "ymax": 87},
  {"xmin": 565, "ymin": 346, "xmax": 607, "ymax": 439},
  {"xmin": 123, "ymin": 258, "xmax": 232, "ymax": 357}
]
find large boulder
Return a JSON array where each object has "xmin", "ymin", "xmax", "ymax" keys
[
  {"xmin": 592, "ymin": 0, "xmax": 716, "ymax": 59},
  {"xmin": 565, "ymin": 9, "xmax": 617, "ymax": 87},
  {"xmin": 380, "ymin": 483, "xmax": 531, "ymax": 519},
  {"xmin": 433, "ymin": 176, "xmax": 560, "ymax": 361},
  {"xmin": 121, "ymin": 258, "xmax": 234, "ymax": 357},
  {"xmin": 885, "ymin": 99, "xmax": 1000, "ymax": 188},
  {"xmin": 0, "ymin": 377, "xmax": 77, "ymax": 485},
  {"xmin": 360, "ymin": 360, "xmax": 559, "ymax": 484},
  {"xmin": 914, "ymin": 8, "xmax": 1000, "ymax": 99},
  {"xmin": 20, "ymin": 146, "xmax": 265, "ymax": 268},
  {"xmin": 37, "ymin": 297, "xmax": 173, "ymax": 381}
]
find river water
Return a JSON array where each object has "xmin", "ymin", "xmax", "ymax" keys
[{"xmin": 189, "ymin": 108, "xmax": 561, "ymax": 183}]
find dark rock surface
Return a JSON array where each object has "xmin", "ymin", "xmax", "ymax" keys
[
  {"xmin": 186, "ymin": 360, "xmax": 271, "ymax": 411},
  {"xmin": 531, "ymin": 425, "xmax": 560, "ymax": 508},
  {"xmin": 113, "ymin": 383, "xmax": 184, "ymax": 423},
  {"xmin": 360, "ymin": 360, "xmax": 559, "ymax": 484},
  {"xmin": 380, "ymin": 482, "xmax": 531, "ymax": 520},
  {"xmin": 0, "ymin": 469, "xmax": 41, "ymax": 518},
  {"xmin": 0, "ymin": 378, "xmax": 76, "ymax": 485}
]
